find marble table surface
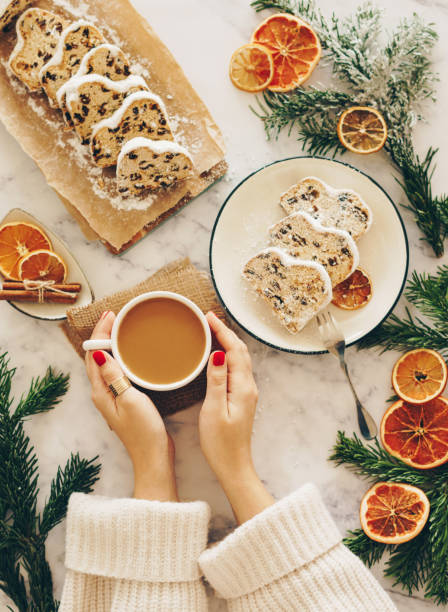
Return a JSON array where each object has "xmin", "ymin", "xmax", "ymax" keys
[{"xmin": 1, "ymin": 0, "xmax": 447, "ymax": 609}]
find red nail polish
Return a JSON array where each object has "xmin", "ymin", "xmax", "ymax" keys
[
  {"xmin": 213, "ymin": 351, "xmax": 225, "ymax": 366},
  {"xmin": 93, "ymin": 351, "xmax": 106, "ymax": 366},
  {"xmin": 100, "ymin": 310, "xmax": 111, "ymax": 320}
]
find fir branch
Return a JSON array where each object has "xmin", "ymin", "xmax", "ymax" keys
[
  {"xmin": 384, "ymin": 528, "xmax": 430, "ymax": 594},
  {"xmin": 343, "ymin": 528, "xmax": 387, "ymax": 566},
  {"xmin": 39, "ymin": 453, "xmax": 100, "ymax": 535},
  {"xmin": 251, "ymin": 0, "xmax": 318, "ymax": 23},
  {"xmin": 253, "ymin": 88, "xmax": 352, "ymax": 140},
  {"xmin": 437, "ymin": 196, "xmax": 448, "ymax": 227},
  {"xmin": 425, "ymin": 485, "xmax": 448, "ymax": 604},
  {"xmin": 405, "ymin": 267, "xmax": 448, "ymax": 329},
  {"xmin": 329, "ymin": 431, "xmax": 440, "ymax": 487},
  {"xmin": 0, "ymin": 412, "xmax": 39, "ymax": 535},
  {"xmin": 0, "ymin": 549, "xmax": 29, "ymax": 612},
  {"xmin": 250, "ymin": 1, "xmax": 445, "ymax": 255},
  {"xmin": 359, "ymin": 309, "xmax": 448, "ymax": 357},
  {"xmin": 0, "ymin": 352, "xmax": 101, "ymax": 611},
  {"xmin": 297, "ymin": 117, "xmax": 345, "ymax": 158},
  {"xmin": 388, "ymin": 138, "xmax": 446, "ymax": 256},
  {"xmin": 0, "ymin": 352, "xmax": 14, "ymax": 415},
  {"xmin": 360, "ymin": 265, "xmax": 448, "ymax": 356},
  {"xmin": 330, "ymin": 432, "xmax": 448, "ymax": 602},
  {"xmin": 14, "ymin": 368, "xmax": 69, "ymax": 421}
]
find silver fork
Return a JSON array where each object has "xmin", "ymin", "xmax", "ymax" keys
[{"xmin": 316, "ymin": 310, "xmax": 377, "ymax": 440}]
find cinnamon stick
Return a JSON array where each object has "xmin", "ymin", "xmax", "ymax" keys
[
  {"xmin": 2, "ymin": 281, "xmax": 82, "ymax": 292},
  {"xmin": 0, "ymin": 290, "xmax": 78, "ymax": 304}
]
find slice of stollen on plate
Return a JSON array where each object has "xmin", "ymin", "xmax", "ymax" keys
[
  {"xmin": 8, "ymin": 7, "xmax": 68, "ymax": 91},
  {"xmin": 57, "ymin": 73, "xmax": 148, "ymax": 144},
  {"xmin": 242, "ymin": 247, "xmax": 332, "ymax": 334},
  {"xmin": 39, "ymin": 20, "xmax": 105, "ymax": 107},
  {"xmin": 90, "ymin": 90, "xmax": 173, "ymax": 167},
  {"xmin": 280, "ymin": 176, "xmax": 372, "ymax": 241},
  {"xmin": 59, "ymin": 43, "xmax": 131, "ymax": 127},
  {"xmin": 0, "ymin": 0, "xmax": 32, "ymax": 30},
  {"xmin": 116, "ymin": 137, "xmax": 193, "ymax": 197},
  {"xmin": 269, "ymin": 211, "xmax": 359, "ymax": 286}
]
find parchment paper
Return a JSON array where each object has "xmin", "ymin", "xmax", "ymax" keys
[{"xmin": 0, "ymin": 0, "xmax": 226, "ymax": 252}]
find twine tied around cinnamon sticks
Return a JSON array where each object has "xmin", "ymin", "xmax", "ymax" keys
[
  {"xmin": 22, "ymin": 279, "xmax": 79, "ymax": 303},
  {"xmin": 0, "ymin": 280, "xmax": 81, "ymax": 304}
]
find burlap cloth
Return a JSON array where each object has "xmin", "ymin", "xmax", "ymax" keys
[{"xmin": 61, "ymin": 258, "xmax": 225, "ymax": 416}]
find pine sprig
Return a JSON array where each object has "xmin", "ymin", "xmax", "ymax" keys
[
  {"xmin": 329, "ymin": 431, "xmax": 446, "ymax": 487},
  {"xmin": 388, "ymin": 139, "xmax": 446, "ymax": 256},
  {"xmin": 14, "ymin": 368, "xmax": 69, "ymax": 421},
  {"xmin": 360, "ymin": 266, "xmax": 448, "ymax": 356},
  {"xmin": 425, "ymin": 485, "xmax": 448, "ymax": 604},
  {"xmin": 0, "ymin": 352, "xmax": 101, "ymax": 611},
  {"xmin": 40, "ymin": 453, "xmax": 100, "ymax": 535},
  {"xmin": 330, "ymin": 431, "xmax": 448, "ymax": 602},
  {"xmin": 250, "ymin": 0, "xmax": 446, "ymax": 256},
  {"xmin": 343, "ymin": 528, "xmax": 387, "ymax": 566},
  {"xmin": 385, "ymin": 528, "xmax": 430, "ymax": 594}
]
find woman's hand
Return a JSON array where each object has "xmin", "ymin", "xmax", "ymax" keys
[
  {"xmin": 200, "ymin": 312, "xmax": 274, "ymax": 523},
  {"xmin": 85, "ymin": 311, "xmax": 178, "ymax": 502}
]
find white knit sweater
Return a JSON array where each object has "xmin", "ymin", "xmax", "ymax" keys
[{"xmin": 60, "ymin": 484, "xmax": 397, "ymax": 611}]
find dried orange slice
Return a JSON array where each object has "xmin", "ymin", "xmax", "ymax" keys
[
  {"xmin": 332, "ymin": 268, "xmax": 372, "ymax": 310},
  {"xmin": 360, "ymin": 482, "xmax": 429, "ymax": 544},
  {"xmin": 392, "ymin": 349, "xmax": 447, "ymax": 404},
  {"xmin": 251, "ymin": 13, "xmax": 321, "ymax": 92},
  {"xmin": 18, "ymin": 249, "xmax": 67, "ymax": 283},
  {"xmin": 0, "ymin": 222, "xmax": 52, "ymax": 280},
  {"xmin": 229, "ymin": 43, "xmax": 274, "ymax": 92},
  {"xmin": 337, "ymin": 106, "xmax": 387, "ymax": 154},
  {"xmin": 381, "ymin": 397, "xmax": 448, "ymax": 469}
]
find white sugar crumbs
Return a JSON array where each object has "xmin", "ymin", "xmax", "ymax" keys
[{"xmin": 3, "ymin": 0, "xmax": 203, "ymax": 212}]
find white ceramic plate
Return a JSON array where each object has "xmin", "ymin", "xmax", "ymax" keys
[
  {"xmin": 1, "ymin": 208, "xmax": 94, "ymax": 321},
  {"xmin": 210, "ymin": 157, "xmax": 409, "ymax": 354}
]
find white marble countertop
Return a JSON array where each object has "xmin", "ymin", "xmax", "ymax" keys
[{"xmin": 0, "ymin": 0, "xmax": 447, "ymax": 609}]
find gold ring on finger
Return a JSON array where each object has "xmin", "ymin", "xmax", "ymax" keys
[{"xmin": 108, "ymin": 376, "xmax": 132, "ymax": 398}]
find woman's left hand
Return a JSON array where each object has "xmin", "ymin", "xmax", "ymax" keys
[{"xmin": 85, "ymin": 311, "xmax": 178, "ymax": 502}]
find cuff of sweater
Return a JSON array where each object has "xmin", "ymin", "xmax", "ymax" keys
[
  {"xmin": 199, "ymin": 484, "xmax": 341, "ymax": 599},
  {"xmin": 65, "ymin": 493, "xmax": 210, "ymax": 583}
]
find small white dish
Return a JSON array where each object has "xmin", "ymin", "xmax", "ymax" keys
[
  {"xmin": 209, "ymin": 156, "xmax": 409, "ymax": 354},
  {"xmin": 0, "ymin": 208, "xmax": 94, "ymax": 321},
  {"xmin": 82, "ymin": 291, "xmax": 212, "ymax": 391}
]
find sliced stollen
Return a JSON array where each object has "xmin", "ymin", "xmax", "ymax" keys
[
  {"xmin": 0, "ymin": 0, "xmax": 32, "ymax": 31},
  {"xmin": 59, "ymin": 43, "xmax": 131, "ymax": 127},
  {"xmin": 117, "ymin": 137, "xmax": 193, "ymax": 197},
  {"xmin": 39, "ymin": 20, "xmax": 105, "ymax": 107},
  {"xmin": 90, "ymin": 91, "xmax": 173, "ymax": 167},
  {"xmin": 279, "ymin": 176, "xmax": 372, "ymax": 241},
  {"xmin": 57, "ymin": 74, "xmax": 148, "ymax": 144},
  {"xmin": 242, "ymin": 247, "xmax": 332, "ymax": 334},
  {"xmin": 75, "ymin": 43, "xmax": 131, "ymax": 80},
  {"xmin": 269, "ymin": 211, "xmax": 359, "ymax": 286},
  {"xmin": 8, "ymin": 8, "xmax": 68, "ymax": 91}
]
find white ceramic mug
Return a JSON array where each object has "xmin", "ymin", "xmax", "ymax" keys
[{"xmin": 82, "ymin": 291, "xmax": 212, "ymax": 391}]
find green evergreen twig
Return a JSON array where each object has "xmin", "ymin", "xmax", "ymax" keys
[
  {"xmin": 251, "ymin": 0, "xmax": 446, "ymax": 256},
  {"xmin": 0, "ymin": 352, "xmax": 101, "ymax": 611},
  {"xmin": 330, "ymin": 431, "xmax": 448, "ymax": 603},
  {"xmin": 360, "ymin": 266, "xmax": 448, "ymax": 356}
]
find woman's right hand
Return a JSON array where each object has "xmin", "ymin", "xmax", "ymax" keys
[{"xmin": 199, "ymin": 312, "xmax": 274, "ymax": 523}]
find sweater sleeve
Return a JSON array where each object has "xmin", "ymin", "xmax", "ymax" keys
[
  {"xmin": 198, "ymin": 484, "xmax": 397, "ymax": 612},
  {"xmin": 59, "ymin": 493, "xmax": 210, "ymax": 612}
]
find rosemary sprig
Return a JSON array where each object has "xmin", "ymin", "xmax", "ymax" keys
[
  {"xmin": 251, "ymin": 0, "xmax": 446, "ymax": 256},
  {"xmin": 330, "ymin": 431, "xmax": 448, "ymax": 603},
  {"xmin": 360, "ymin": 266, "xmax": 448, "ymax": 357},
  {"xmin": 0, "ymin": 352, "xmax": 101, "ymax": 611}
]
